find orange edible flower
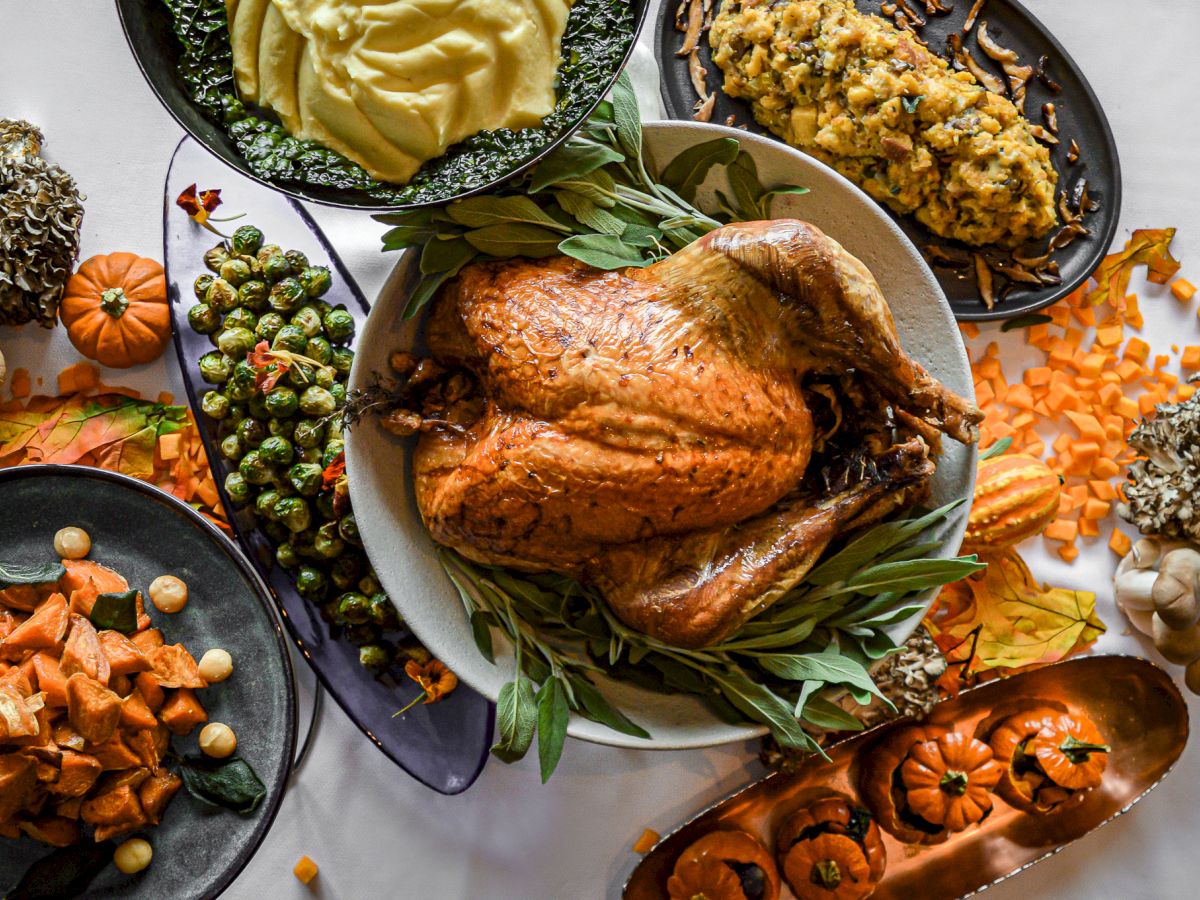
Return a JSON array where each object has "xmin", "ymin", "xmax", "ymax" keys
[
  {"xmin": 174, "ymin": 184, "xmax": 222, "ymax": 225},
  {"xmin": 395, "ymin": 660, "xmax": 459, "ymax": 717},
  {"xmin": 247, "ymin": 341, "xmax": 290, "ymax": 392},
  {"xmin": 321, "ymin": 453, "xmax": 346, "ymax": 491}
]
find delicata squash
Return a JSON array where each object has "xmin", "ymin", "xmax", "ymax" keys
[
  {"xmin": 860, "ymin": 725, "xmax": 1001, "ymax": 844},
  {"xmin": 986, "ymin": 706, "xmax": 1109, "ymax": 814},
  {"xmin": 668, "ymin": 830, "xmax": 781, "ymax": 900},
  {"xmin": 775, "ymin": 796, "xmax": 886, "ymax": 900}
]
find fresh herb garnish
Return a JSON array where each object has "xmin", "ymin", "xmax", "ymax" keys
[
  {"xmin": 1000, "ymin": 313, "xmax": 1054, "ymax": 331},
  {"xmin": 375, "ymin": 73, "xmax": 810, "ymax": 318},
  {"xmin": 89, "ymin": 590, "xmax": 139, "ymax": 635},
  {"xmin": 442, "ymin": 501, "xmax": 982, "ymax": 779},
  {"xmin": 0, "ymin": 561, "xmax": 65, "ymax": 591},
  {"xmin": 177, "ymin": 755, "xmax": 266, "ymax": 813},
  {"xmin": 2, "ymin": 841, "xmax": 114, "ymax": 900}
]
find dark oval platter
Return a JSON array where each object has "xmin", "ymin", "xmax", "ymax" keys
[
  {"xmin": 0, "ymin": 465, "xmax": 296, "ymax": 900},
  {"xmin": 657, "ymin": 0, "xmax": 1121, "ymax": 321},
  {"xmin": 163, "ymin": 136, "xmax": 494, "ymax": 795},
  {"xmin": 116, "ymin": 0, "xmax": 650, "ymax": 211}
]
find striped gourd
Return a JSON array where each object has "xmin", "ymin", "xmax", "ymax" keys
[{"xmin": 962, "ymin": 454, "xmax": 1061, "ymax": 552}]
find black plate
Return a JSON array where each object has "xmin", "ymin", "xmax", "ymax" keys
[
  {"xmin": 0, "ymin": 465, "xmax": 295, "ymax": 900},
  {"xmin": 115, "ymin": 0, "xmax": 649, "ymax": 210},
  {"xmin": 657, "ymin": 0, "xmax": 1121, "ymax": 321},
  {"xmin": 163, "ymin": 136, "xmax": 496, "ymax": 795}
]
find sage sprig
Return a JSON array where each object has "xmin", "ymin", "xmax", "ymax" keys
[
  {"xmin": 441, "ymin": 501, "xmax": 983, "ymax": 780},
  {"xmin": 375, "ymin": 72, "xmax": 808, "ymax": 318}
]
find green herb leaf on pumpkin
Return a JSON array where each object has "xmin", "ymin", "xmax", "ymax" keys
[
  {"xmin": 177, "ymin": 756, "xmax": 267, "ymax": 814},
  {"xmin": 0, "ymin": 561, "xmax": 65, "ymax": 591},
  {"xmin": 89, "ymin": 590, "xmax": 139, "ymax": 635}
]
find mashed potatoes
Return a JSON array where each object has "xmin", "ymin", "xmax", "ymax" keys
[
  {"xmin": 711, "ymin": 0, "xmax": 1057, "ymax": 247},
  {"xmin": 226, "ymin": 0, "xmax": 572, "ymax": 184}
]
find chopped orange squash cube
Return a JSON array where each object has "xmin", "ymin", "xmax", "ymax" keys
[
  {"xmin": 1044, "ymin": 519, "xmax": 1079, "ymax": 543},
  {"xmin": 294, "ymin": 856, "xmax": 319, "ymax": 885},
  {"xmin": 1109, "ymin": 530, "xmax": 1132, "ymax": 557},
  {"xmin": 1172, "ymin": 278, "xmax": 1196, "ymax": 302}
]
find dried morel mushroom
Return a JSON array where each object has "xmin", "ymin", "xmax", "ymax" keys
[
  {"xmin": 0, "ymin": 119, "xmax": 85, "ymax": 327},
  {"xmin": 1119, "ymin": 381, "xmax": 1200, "ymax": 542}
]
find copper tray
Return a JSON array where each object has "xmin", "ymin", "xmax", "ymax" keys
[{"xmin": 623, "ymin": 655, "xmax": 1188, "ymax": 899}]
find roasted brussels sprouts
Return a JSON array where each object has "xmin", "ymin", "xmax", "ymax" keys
[
  {"xmin": 206, "ymin": 277, "xmax": 239, "ymax": 313},
  {"xmin": 247, "ymin": 391, "xmax": 272, "ymax": 420},
  {"xmin": 314, "ymin": 366, "xmax": 336, "ymax": 389},
  {"xmin": 219, "ymin": 433, "xmax": 243, "ymax": 461},
  {"xmin": 187, "ymin": 303, "xmax": 221, "ymax": 335},
  {"xmin": 231, "ymin": 224, "xmax": 264, "ymax": 256},
  {"xmin": 236, "ymin": 416, "xmax": 268, "ymax": 449},
  {"xmin": 366, "ymin": 593, "xmax": 398, "ymax": 630},
  {"xmin": 259, "ymin": 435, "xmax": 295, "ymax": 466},
  {"xmin": 294, "ymin": 419, "xmax": 325, "ymax": 448},
  {"xmin": 358, "ymin": 572, "xmax": 382, "ymax": 596},
  {"xmin": 198, "ymin": 351, "xmax": 234, "ymax": 385},
  {"xmin": 275, "ymin": 542, "xmax": 301, "ymax": 569},
  {"xmin": 238, "ymin": 449, "xmax": 274, "ymax": 485},
  {"xmin": 223, "ymin": 307, "xmax": 257, "ymax": 332},
  {"xmin": 315, "ymin": 493, "xmax": 336, "ymax": 520},
  {"xmin": 328, "ymin": 554, "xmax": 363, "ymax": 591},
  {"xmin": 322, "ymin": 439, "xmax": 346, "ymax": 467},
  {"xmin": 262, "ymin": 253, "xmax": 292, "ymax": 281},
  {"xmin": 291, "ymin": 306, "xmax": 323, "ymax": 337},
  {"xmin": 263, "ymin": 385, "xmax": 298, "ymax": 418},
  {"xmin": 334, "ymin": 592, "xmax": 372, "ymax": 625},
  {"xmin": 329, "ymin": 383, "xmax": 347, "ymax": 407},
  {"xmin": 323, "ymin": 308, "xmax": 355, "ymax": 343},
  {"xmin": 255, "ymin": 488, "xmax": 283, "ymax": 521},
  {"xmin": 272, "ymin": 324, "xmax": 308, "ymax": 354},
  {"xmin": 299, "ymin": 446, "xmax": 323, "ymax": 465},
  {"xmin": 193, "ymin": 273, "xmax": 215, "ymax": 300},
  {"xmin": 269, "ymin": 277, "xmax": 305, "ymax": 313},
  {"xmin": 225, "ymin": 361, "xmax": 258, "ymax": 402},
  {"xmin": 217, "ymin": 326, "xmax": 256, "ymax": 359},
  {"xmin": 338, "ymin": 513, "xmax": 360, "ymax": 544},
  {"xmin": 288, "ymin": 462, "xmax": 324, "ymax": 497},
  {"xmin": 314, "ymin": 522, "xmax": 344, "ymax": 559},
  {"xmin": 299, "ymin": 386, "xmax": 337, "ymax": 417},
  {"xmin": 330, "ymin": 347, "xmax": 354, "ymax": 377},
  {"xmin": 219, "ymin": 258, "xmax": 252, "ymax": 287},
  {"xmin": 200, "ymin": 391, "xmax": 230, "ymax": 420},
  {"xmin": 238, "ymin": 280, "xmax": 269, "ymax": 311},
  {"xmin": 256, "ymin": 243, "xmax": 282, "ymax": 264},
  {"xmin": 295, "ymin": 565, "xmax": 328, "ymax": 601},
  {"xmin": 255, "ymin": 312, "xmax": 286, "ymax": 342},
  {"xmin": 358, "ymin": 644, "xmax": 389, "ymax": 672},
  {"xmin": 268, "ymin": 417, "xmax": 296, "ymax": 438},
  {"xmin": 204, "ymin": 242, "xmax": 231, "ymax": 273},
  {"xmin": 305, "ymin": 336, "xmax": 333, "ymax": 365},
  {"xmin": 284, "ymin": 249, "xmax": 309, "ymax": 273},
  {"xmin": 300, "ymin": 266, "xmax": 332, "ymax": 298},
  {"xmin": 274, "ymin": 497, "xmax": 312, "ymax": 533},
  {"xmin": 224, "ymin": 471, "xmax": 252, "ymax": 505}
]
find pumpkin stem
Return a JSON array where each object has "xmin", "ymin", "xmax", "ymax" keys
[
  {"xmin": 811, "ymin": 860, "xmax": 842, "ymax": 890},
  {"xmin": 100, "ymin": 288, "xmax": 129, "ymax": 318},
  {"xmin": 1059, "ymin": 735, "xmax": 1110, "ymax": 764},
  {"xmin": 939, "ymin": 770, "xmax": 969, "ymax": 795}
]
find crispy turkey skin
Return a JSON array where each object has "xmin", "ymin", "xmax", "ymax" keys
[{"xmin": 408, "ymin": 220, "xmax": 979, "ymax": 648}]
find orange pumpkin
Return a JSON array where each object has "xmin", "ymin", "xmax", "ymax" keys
[
  {"xmin": 859, "ymin": 725, "xmax": 951, "ymax": 845},
  {"xmin": 986, "ymin": 705, "xmax": 1074, "ymax": 814},
  {"xmin": 900, "ymin": 732, "xmax": 1002, "ymax": 832},
  {"xmin": 776, "ymin": 796, "xmax": 886, "ymax": 900},
  {"xmin": 962, "ymin": 453, "xmax": 1061, "ymax": 553},
  {"xmin": 60, "ymin": 253, "xmax": 170, "ymax": 368},
  {"xmin": 667, "ymin": 830, "xmax": 780, "ymax": 900},
  {"xmin": 1027, "ymin": 712, "xmax": 1109, "ymax": 790}
]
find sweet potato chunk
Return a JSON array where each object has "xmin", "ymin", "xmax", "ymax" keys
[
  {"xmin": 159, "ymin": 688, "xmax": 207, "ymax": 736},
  {"xmin": 60, "ymin": 615, "xmax": 110, "ymax": 686},
  {"xmin": 51, "ymin": 720, "xmax": 86, "ymax": 752},
  {"xmin": 147, "ymin": 644, "xmax": 206, "ymax": 689},
  {"xmin": 119, "ymin": 688, "xmax": 158, "ymax": 731},
  {"xmin": 49, "ymin": 750, "xmax": 102, "ymax": 798},
  {"xmin": 0, "ymin": 584, "xmax": 41, "ymax": 612},
  {"xmin": 139, "ymin": 769, "xmax": 182, "ymax": 825},
  {"xmin": 65, "ymin": 673, "xmax": 121, "ymax": 745},
  {"xmin": 130, "ymin": 628, "xmax": 165, "ymax": 654},
  {"xmin": 80, "ymin": 784, "xmax": 146, "ymax": 839},
  {"xmin": 0, "ymin": 609, "xmax": 24, "ymax": 640},
  {"xmin": 89, "ymin": 735, "xmax": 141, "ymax": 771},
  {"xmin": 134, "ymin": 671, "xmax": 164, "ymax": 712},
  {"xmin": 1, "ymin": 593, "xmax": 68, "ymax": 655},
  {"xmin": 0, "ymin": 753, "xmax": 37, "ymax": 821},
  {"xmin": 55, "ymin": 796, "xmax": 83, "ymax": 820},
  {"xmin": 126, "ymin": 727, "xmax": 163, "ymax": 770},
  {"xmin": 59, "ymin": 559, "xmax": 128, "ymax": 597},
  {"xmin": 31, "ymin": 652, "xmax": 68, "ymax": 708},
  {"xmin": 97, "ymin": 630, "xmax": 151, "ymax": 677},
  {"xmin": 18, "ymin": 815, "xmax": 80, "ymax": 847},
  {"xmin": 0, "ymin": 683, "xmax": 42, "ymax": 742}
]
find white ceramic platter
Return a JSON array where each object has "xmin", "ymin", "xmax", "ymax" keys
[{"xmin": 346, "ymin": 120, "xmax": 977, "ymax": 750}]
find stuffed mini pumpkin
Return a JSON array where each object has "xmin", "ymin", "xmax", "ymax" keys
[
  {"xmin": 667, "ymin": 830, "xmax": 780, "ymax": 900},
  {"xmin": 775, "ymin": 795, "xmax": 886, "ymax": 900},
  {"xmin": 987, "ymin": 706, "xmax": 1109, "ymax": 814},
  {"xmin": 60, "ymin": 253, "xmax": 170, "ymax": 368}
]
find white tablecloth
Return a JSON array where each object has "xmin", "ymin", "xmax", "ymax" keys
[{"xmin": 2, "ymin": 1, "xmax": 1199, "ymax": 897}]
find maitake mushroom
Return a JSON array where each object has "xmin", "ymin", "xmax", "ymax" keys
[
  {"xmin": 0, "ymin": 119, "xmax": 84, "ymax": 327},
  {"xmin": 1114, "ymin": 536, "xmax": 1200, "ymax": 693},
  {"xmin": 1119, "ymin": 384, "xmax": 1200, "ymax": 543}
]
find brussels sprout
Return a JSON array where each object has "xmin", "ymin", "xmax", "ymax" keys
[
  {"xmin": 294, "ymin": 419, "xmax": 326, "ymax": 448},
  {"xmin": 269, "ymin": 277, "xmax": 306, "ymax": 313},
  {"xmin": 289, "ymin": 529, "xmax": 319, "ymax": 559},
  {"xmin": 204, "ymin": 278, "xmax": 238, "ymax": 313},
  {"xmin": 366, "ymin": 593, "xmax": 399, "ymax": 630},
  {"xmin": 219, "ymin": 258, "xmax": 252, "ymax": 287},
  {"xmin": 330, "ymin": 347, "xmax": 355, "ymax": 377},
  {"xmin": 198, "ymin": 351, "xmax": 234, "ymax": 385},
  {"xmin": 256, "ymin": 243, "xmax": 282, "ymax": 265},
  {"xmin": 315, "ymin": 366, "xmax": 336, "ymax": 390},
  {"xmin": 315, "ymin": 493, "xmax": 337, "ymax": 520},
  {"xmin": 204, "ymin": 242, "xmax": 231, "ymax": 273},
  {"xmin": 259, "ymin": 435, "xmax": 295, "ymax": 466},
  {"xmin": 358, "ymin": 644, "xmax": 388, "ymax": 672},
  {"xmin": 236, "ymin": 417, "xmax": 268, "ymax": 449},
  {"xmin": 342, "ymin": 624, "xmax": 379, "ymax": 646},
  {"xmin": 200, "ymin": 391, "xmax": 231, "ymax": 420},
  {"xmin": 299, "ymin": 446, "xmax": 323, "ymax": 464},
  {"xmin": 238, "ymin": 280, "xmax": 269, "ymax": 311},
  {"xmin": 291, "ymin": 306, "xmax": 323, "ymax": 337},
  {"xmin": 284, "ymin": 249, "xmax": 309, "ymax": 273},
  {"xmin": 338, "ymin": 513, "xmax": 360, "ymax": 545},
  {"xmin": 193, "ymin": 273, "xmax": 216, "ymax": 300},
  {"xmin": 231, "ymin": 224, "xmax": 264, "ymax": 256},
  {"xmin": 295, "ymin": 565, "xmax": 328, "ymax": 601},
  {"xmin": 329, "ymin": 383, "xmax": 347, "ymax": 407},
  {"xmin": 275, "ymin": 542, "xmax": 301, "ymax": 569},
  {"xmin": 274, "ymin": 497, "xmax": 312, "ymax": 533},
  {"xmin": 255, "ymin": 488, "xmax": 283, "ymax": 520},
  {"xmin": 329, "ymin": 554, "xmax": 363, "ymax": 590},
  {"xmin": 358, "ymin": 572, "xmax": 382, "ymax": 596},
  {"xmin": 314, "ymin": 522, "xmax": 344, "ymax": 558},
  {"xmin": 272, "ymin": 324, "xmax": 308, "ymax": 354},
  {"xmin": 247, "ymin": 391, "xmax": 272, "ymax": 420},
  {"xmin": 309, "ymin": 299, "xmax": 333, "ymax": 318},
  {"xmin": 225, "ymin": 361, "xmax": 258, "ymax": 402},
  {"xmin": 323, "ymin": 308, "xmax": 355, "ymax": 343},
  {"xmin": 304, "ymin": 336, "xmax": 333, "ymax": 365},
  {"xmin": 219, "ymin": 433, "xmax": 244, "ymax": 461},
  {"xmin": 187, "ymin": 303, "xmax": 221, "ymax": 335},
  {"xmin": 334, "ymin": 592, "xmax": 372, "ymax": 626},
  {"xmin": 239, "ymin": 450, "xmax": 274, "ymax": 486},
  {"xmin": 223, "ymin": 307, "xmax": 257, "ymax": 332},
  {"xmin": 300, "ymin": 266, "xmax": 333, "ymax": 298},
  {"xmin": 395, "ymin": 642, "xmax": 433, "ymax": 666},
  {"xmin": 299, "ymin": 386, "xmax": 337, "ymax": 417},
  {"xmin": 224, "ymin": 471, "xmax": 252, "ymax": 505},
  {"xmin": 262, "ymin": 253, "xmax": 292, "ymax": 281},
  {"xmin": 322, "ymin": 439, "xmax": 346, "ymax": 467},
  {"xmin": 217, "ymin": 326, "xmax": 256, "ymax": 359},
  {"xmin": 262, "ymin": 521, "xmax": 289, "ymax": 546},
  {"xmin": 268, "ymin": 417, "xmax": 296, "ymax": 439},
  {"xmin": 255, "ymin": 312, "xmax": 286, "ymax": 342},
  {"xmin": 288, "ymin": 462, "xmax": 324, "ymax": 496},
  {"xmin": 263, "ymin": 385, "xmax": 298, "ymax": 418}
]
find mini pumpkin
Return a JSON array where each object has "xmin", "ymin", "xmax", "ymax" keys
[
  {"xmin": 986, "ymin": 705, "xmax": 1073, "ymax": 814},
  {"xmin": 962, "ymin": 453, "xmax": 1061, "ymax": 553},
  {"xmin": 667, "ymin": 830, "xmax": 780, "ymax": 900},
  {"xmin": 1027, "ymin": 712, "xmax": 1109, "ymax": 791},
  {"xmin": 776, "ymin": 796, "xmax": 886, "ymax": 900},
  {"xmin": 860, "ymin": 725, "xmax": 948, "ymax": 844},
  {"xmin": 899, "ymin": 732, "xmax": 1002, "ymax": 833},
  {"xmin": 60, "ymin": 253, "xmax": 170, "ymax": 368}
]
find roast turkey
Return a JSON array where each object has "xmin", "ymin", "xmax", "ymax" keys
[{"xmin": 386, "ymin": 220, "xmax": 980, "ymax": 648}]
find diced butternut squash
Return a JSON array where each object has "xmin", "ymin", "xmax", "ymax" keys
[
  {"xmin": 80, "ymin": 784, "xmax": 146, "ymax": 840},
  {"xmin": 0, "ymin": 754, "xmax": 38, "ymax": 821},
  {"xmin": 159, "ymin": 688, "xmax": 207, "ymax": 736},
  {"xmin": 60, "ymin": 615, "xmax": 110, "ymax": 685},
  {"xmin": 65, "ymin": 673, "xmax": 122, "ymax": 745},
  {"xmin": 134, "ymin": 671, "xmax": 165, "ymax": 712},
  {"xmin": 130, "ymin": 629, "xmax": 165, "ymax": 654},
  {"xmin": 0, "ymin": 584, "xmax": 41, "ymax": 612},
  {"xmin": 31, "ymin": 652, "xmax": 68, "ymax": 707},
  {"xmin": 48, "ymin": 750, "xmax": 102, "ymax": 798},
  {"xmin": 1057, "ymin": 543, "xmax": 1080, "ymax": 563},
  {"xmin": 18, "ymin": 816, "xmax": 81, "ymax": 848},
  {"xmin": 147, "ymin": 644, "xmax": 206, "ymax": 689},
  {"xmin": 119, "ymin": 688, "xmax": 158, "ymax": 731},
  {"xmin": 139, "ymin": 770, "xmax": 182, "ymax": 825},
  {"xmin": 1044, "ymin": 519, "xmax": 1079, "ymax": 543},
  {"xmin": 1, "ymin": 593, "xmax": 68, "ymax": 655},
  {"xmin": 58, "ymin": 559, "xmax": 128, "ymax": 597},
  {"xmin": 1110, "ymin": 530, "xmax": 1133, "ymax": 556},
  {"xmin": 1172, "ymin": 278, "xmax": 1196, "ymax": 302},
  {"xmin": 97, "ymin": 631, "xmax": 151, "ymax": 677},
  {"xmin": 89, "ymin": 735, "xmax": 142, "ymax": 771}
]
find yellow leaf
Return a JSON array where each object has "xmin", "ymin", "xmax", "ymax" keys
[{"xmin": 924, "ymin": 548, "xmax": 1105, "ymax": 672}]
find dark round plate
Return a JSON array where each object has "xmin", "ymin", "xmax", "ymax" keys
[
  {"xmin": 657, "ymin": 0, "xmax": 1121, "ymax": 321},
  {"xmin": 115, "ymin": 0, "xmax": 649, "ymax": 211},
  {"xmin": 0, "ymin": 465, "xmax": 296, "ymax": 900}
]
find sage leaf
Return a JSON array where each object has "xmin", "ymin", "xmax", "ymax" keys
[
  {"xmin": 559, "ymin": 234, "xmax": 651, "ymax": 269},
  {"xmin": 755, "ymin": 648, "xmax": 884, "ymax": 702},
  {"xmin": 979, "ymin": 436, "xmax": 1013, "ymax": 460},
  {"xmin": 4, "ymin": 841, "xmax": 114, "ymax": 900},
  {"xmin": 622, "ymin": 223, "xmax": 665, "ymax": 248},
  {"xmin": 419, "ymin": 235, "xmax": 475, "ymax": 276},
  {"xmin": 758, "ymin": 185, "xmax": 811, "ymax": 217},
  {"xmin": 530, "ymin": 143, "xmax": 624, "ymax": 193},
  {"xmin": 0, "ymin": 561, "xmax": 65, "ymax": 591},
  {"xmin": 554, "ymin": 190, "xmax": 627, "ymax": 236},
  {"xmin": 843, "ymin": 557, "xmax": 986, "ymax": 596},
  {"xmin": 660, "ymin": 137, "xmax": 741, "ymax": 203},
  {"xmin": 800, "ymin": 696, "xmax": 866, "ymax": 732},
  {"xmin": 536, "ymin": 676, "xmax": 571, "ymax": 782},
  {"xmin": 491, "ymin": 675, "xmax": 537, "ymax": 763},
  {"xmin": 611, "ymin": 71, "xmax": 642, "ymax": 159},
  {"xmin": 713, "ymin": 668, "xmax": 814, "ymax": 749},
  {"xmin": 89, "ymin": 590, "xmax": 139, "ymax": 635},
  {"xmin": 464, "ymin": 223, "xmax": 564, "ymax": 258},
  {"xmin": 178, "ymin": 756, "xmax": 267, "ymax": 813},
  {"xmin": 469, "ymin": 610, "xmax": 495, "ymax": 664},
  {"xmin": 568, "ymin": 674, "xmax": 650, "ymax": 739},
  {"xmin": 381, "ymin": 224, "xmax": 438, "ymax": 250},
  {"xmin": 727, "ymin": 152, "xmax": 766, "ymax": 219},
  {"xmin": 556, "ymin": 169, "xmax": 619, "ymax": 207},
  {"xmin": 445, "ymin": 195, "xmax": 571, "ymax": 232}
]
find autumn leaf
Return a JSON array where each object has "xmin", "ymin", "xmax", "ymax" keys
[
  {"xmin": 924, "ymin": 548, "xmax": 1105, "ymax": 674},
  {"xmin": 1086, "ymin": 228, "xmax": 1181, "ymax": 306}
]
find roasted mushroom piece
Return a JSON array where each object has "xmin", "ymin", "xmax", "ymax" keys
[
  {"xmin": 775, "ymin": 795, "xmax": 886, "ymax": 900},
  {"xmin": 667, "ymin": 830, "xmax": 781, "ymax": 900}
]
